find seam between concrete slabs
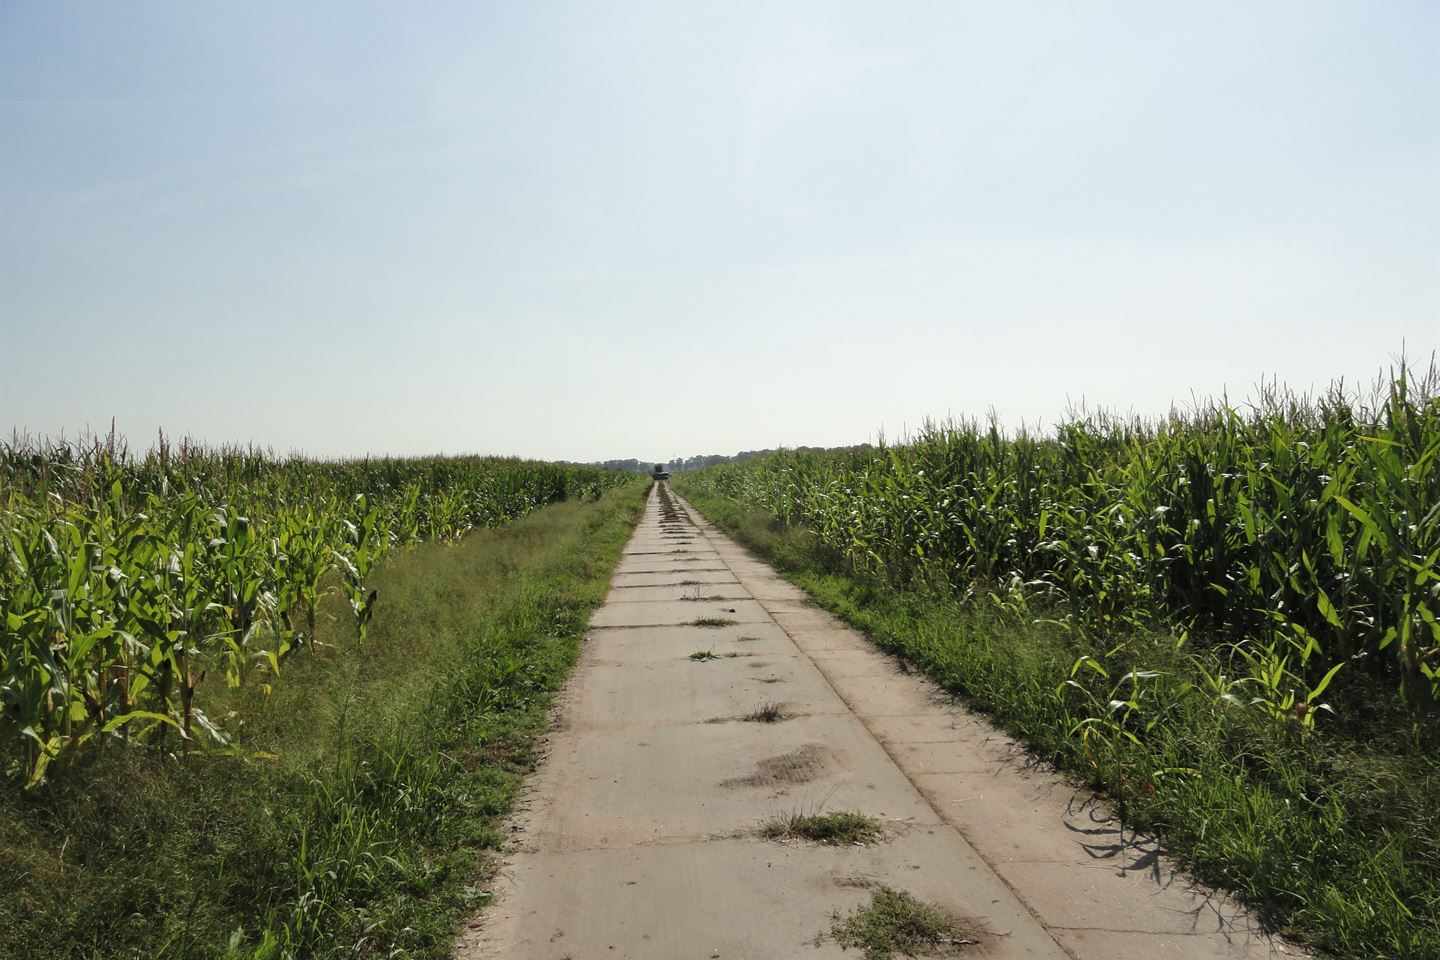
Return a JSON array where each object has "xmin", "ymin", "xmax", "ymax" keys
[
  {"xmin": 585, "ymin": 622, "xmax": 769, "ymax": 632},
  {"xmin": 608, "ymin": 581, "xmax": 741, "ymax": 587},
  {"xmin": 595, "ymin": 596, "xmax": 757, "ymax": 605}
]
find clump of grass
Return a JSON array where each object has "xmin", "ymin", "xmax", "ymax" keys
[
  {"xmin": 762, "ymin": 809, "xmax": 879, "ymax": 844},
  {"xmin": 681, "ymin": 594, "xmax": 727, "ymax": 602},
  {"xmin": 743, "ymin": 702, "xmax": 790, "ymax": 723},
  {"xmin": 823, "ymin": 887, "xmax": 980, "ymax": 959},
  {"xmin": 691, "ymin": 617, "xmax": 736, "ymax": 627},
  {"xmin": 689, "ymin": 650, "xmax": 720, "ymax": 661}
]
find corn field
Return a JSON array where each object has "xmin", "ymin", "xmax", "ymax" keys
[
  {"xmin": 682, "ymin": 366, "xmax": 1440, "ymax": 719},
  {"xmin": 0, "ymin": 434, "xmax": 630, "ymax": 787}
]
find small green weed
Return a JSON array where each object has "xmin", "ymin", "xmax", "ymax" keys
[
  {"xmin": 691, "ymin": 617, "xmax": 736, "ymax": 627},
  {"xmin": 689, "ymin": 650, "xmax": 720, "ymax": 661}
]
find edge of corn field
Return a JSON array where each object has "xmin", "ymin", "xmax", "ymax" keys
[
  {"xmin": 674, "ymin": 480, "xmax": 1439, "ymax": 960},
  {"xmin": 0, "ymin": 478, "xmax": 648, "ymax": 960}
]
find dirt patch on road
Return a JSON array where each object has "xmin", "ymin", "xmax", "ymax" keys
[{"xmin": 722, "ymin": 744, "xmax": 831, "ymax": 788}]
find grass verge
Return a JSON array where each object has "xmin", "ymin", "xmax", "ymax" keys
[
  {"xmin": 0, "ymin": 481, "xmax": 647, "ymax": 960},
  {"xmin": 676, "ymin": 482, "xmax": 1440, "ymax": 959}
]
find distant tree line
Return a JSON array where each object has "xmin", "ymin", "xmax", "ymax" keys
[
  {"xmin": 587, "ymin": 459, "xmax": 655, "ymax": 474},
  {"xmin": 589, "ymin": 446, "xmax": 871, "ymax": 474}
]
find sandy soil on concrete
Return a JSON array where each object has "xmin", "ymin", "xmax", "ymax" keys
[{"xmin": 455, "ymin": 484, "xmax": 1304, "ymax": 960}]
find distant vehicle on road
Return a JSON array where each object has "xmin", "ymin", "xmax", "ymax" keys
[{"xmin": 652, "ymin": 463, "xmax": 670, "ymax": 480}]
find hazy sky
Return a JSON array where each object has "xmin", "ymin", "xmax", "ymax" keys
[{"xmin": 2, "ymin": 2, "xmax": 1436, "ymax": 462}]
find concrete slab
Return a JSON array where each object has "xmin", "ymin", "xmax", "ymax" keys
[
  {"xmin": 818, "ymin": 664, "xmax": 961, "ymax": 718},
  {"xmin": 517, "ymin": 713, "xmax": 946, "ymax": 849},
  {"xmin": 781, "ymin": 624, "xmax": 878, "ymax": 653},
  {"xmin": 564, "ymin": 651, "xmax": 844, "ymax": 729},
  {"xmin": 1053, "ymin": 926, "xmax": 1297, "ymax": 960},
  {"xmin": 767, "ymin": 606, "xmax": 851, "ymax": 634},
  {"xmin": 863, "ymin": 710, "xmax": 999, "ymax": 745},
  {"xmin": 805, "ymin": 646, "xmax": 921, "ymax": 678},
  {"xmin": 740, "ymin": 579, "xmax": 811, "ymax": 603},
  {"xmin": 997, "ymin": 859, "xmax": 1267, "ymax": 936},
  {"xmin": 587, "ymin": 622, "xmax": 793, "ymax": 656},
  {"xmin": 614, "ymin": 558, "xmax": 731, "ymax": 574},
  {"xmin": 462, "ymin": 834, "xmax": 1070, "ymax": 960},
  {"xmin": 909, "ymin": 770, "xmax": 1102, "ymax": 864},
  {"xmin": 621, "ymin": 549, "xmax": 723, "ymax": 560}
]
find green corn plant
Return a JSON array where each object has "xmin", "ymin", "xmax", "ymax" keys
[
  {"xmin": 1061, "ymin": 651, "xmax": 1166, "ymax": 834},
  {"xmin": 335, "ymin": 495, "xmax": 384, "ymax": 641},
  {"xmin": 1231, "ymin": 626, "xmax": 1345, "ymax": 731},
  {"xmin": 1, "ymin": 439, "xmax": 631, "ymax": 786},
  {"xmin": 681, "ymin": 362, "xmax": 1438, "ymax": 720}
]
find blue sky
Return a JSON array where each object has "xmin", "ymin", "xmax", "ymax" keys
[{"xmin": 2, "ymin": 1, "xmax": 1436, "ymax": 461}]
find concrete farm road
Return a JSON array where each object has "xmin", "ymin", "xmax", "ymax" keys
[{"xmin": 456, "ymin": 483, "xmax": 1302, "ymax": 960}]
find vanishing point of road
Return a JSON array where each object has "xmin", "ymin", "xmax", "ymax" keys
[{"xmin": 457, "ymin": 483, "xmax": 1303, "ymax": 960}]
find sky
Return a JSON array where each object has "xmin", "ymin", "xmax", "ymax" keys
[{"xmin": 1, "ymin": 1, "xmax": 1436, "ymax": 462}]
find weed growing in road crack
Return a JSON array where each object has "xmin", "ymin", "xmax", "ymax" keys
[
  {"xmin": 689, "ymin": 650, "xmax": 720, "ymax": 661},
  {"xmin": 690, "ymin": 617, "xmax": 736, "ymax": 627},
  {"xmin": 821, "ymin": 887, "xmax": 980, "ymax": 958},
  {"xmin": 762, "ymin": 809, "xmax": 880, "ymax": 845},
  {"xmin": 743, "ymin": 702, "xmax": 790, "ymax": 723}
]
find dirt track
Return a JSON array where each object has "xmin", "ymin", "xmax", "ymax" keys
[{"xmin": 457, "ymin": 483, "xmax": 1302, "ymax": 959}]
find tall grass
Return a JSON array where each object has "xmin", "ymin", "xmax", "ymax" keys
[{"xmin": 0, "ymin": 432, "xmax": 631, "ymax": 787}]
